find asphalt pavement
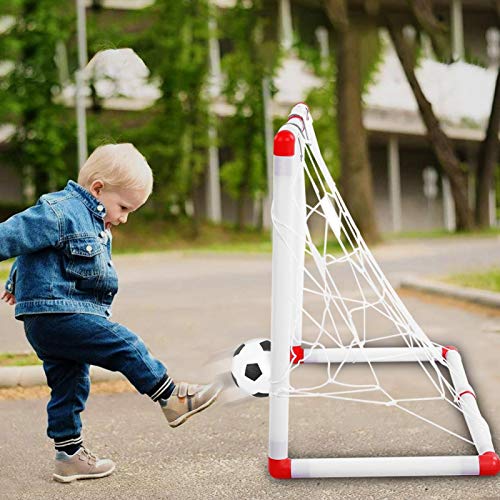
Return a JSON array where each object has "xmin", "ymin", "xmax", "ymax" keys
[{"xmin": 0, "ymin": 236, "xmax": 499, "ymax": 498}]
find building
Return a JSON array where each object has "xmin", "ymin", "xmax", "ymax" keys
[{"xmin": 0, "ymin": 0, "xmax": 498, "ymax": 232}]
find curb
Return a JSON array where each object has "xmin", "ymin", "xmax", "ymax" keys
[
  {"xmin": 0, "ymin": 365, "xmax": 125, "ymax": 389},
  {"xmin": 400, "ymin": 276, "xmax": 500, "ymax": 309}
]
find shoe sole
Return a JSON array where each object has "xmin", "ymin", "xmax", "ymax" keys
[
  {"xmin": 53, "ymin": 464, "xmax": 116, "ymax": 483},
  {"xmin": 169, "ymin": 386, "xmax": 221, "ymax": 428}
]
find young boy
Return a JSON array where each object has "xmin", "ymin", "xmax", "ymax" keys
[{"xmin": 0, "ymin": 143, "xmax": 220, "ymax": 483}]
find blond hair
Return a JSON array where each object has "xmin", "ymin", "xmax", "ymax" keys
[{"xmin": 78, "ymin": 143, "xmax": 153, "ymax": 196}]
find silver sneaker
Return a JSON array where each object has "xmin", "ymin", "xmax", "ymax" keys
[
  {"xmin": 161, "ymin": 382, "xmax": 221, "ymax": 428},
  {"xmin": 53, "ymin": 446, "xmax": 115, "ymax": 483}
]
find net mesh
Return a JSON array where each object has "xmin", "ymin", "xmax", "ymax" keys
[{"xmin": 271, "ymin": 115, "xmax": 479, "ymax": 447}]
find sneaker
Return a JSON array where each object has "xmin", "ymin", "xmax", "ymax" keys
[
  {"xmin": 161, "ymin": 382, "xmax": 221, "ymax": 428},
  {"xmin": 53, "ymin": 446, "xmax": 115, "ymax": 483}
]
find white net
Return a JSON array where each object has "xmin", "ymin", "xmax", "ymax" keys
[{"xmin": 270, "ymin": 109, "xmax": 490, "ymax": 450}]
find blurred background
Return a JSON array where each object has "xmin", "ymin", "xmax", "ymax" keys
[{"xmin": 0, "ymin": 0, "xmax": 498, "ymax": 249}]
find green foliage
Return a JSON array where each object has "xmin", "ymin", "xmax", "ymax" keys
[
  {"xmin": 219, "ymin": 0, "xmax": 279, "ymax": 227},
  {"xmin": 130, "ymin": 0, "xmax": 211, "ymax": 219},
  {"xmin": 297, "ymin": 16, "xmax": 384, "ymax": 184},
  {"xmin": 304, "ymin": 75, "xmax": 340, "ymax": 182},
  {"xmin": 0, "ymin": 0, "xmax": 76, "ymax": 198},
  {"xmin": 293, "ymin": 3, "xmax": 331, "ymax": 74},
  {"xmin": 359, "ymin": 23, "xmax": 384, "ymax": 94},
  {"xmin": 293, "ymin": 18, "xmax": 340, "ymax": 181},
  {"xmin": 0, "ymin": 0, "xmax": 385, "ymax": 229},
  {"xmin": 80, "ymin": 0, "xmax": 281, "ymax": 228}
]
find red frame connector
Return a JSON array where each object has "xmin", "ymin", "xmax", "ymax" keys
[
  {"xmin": 479, "ymin": 452, "xmax": 500, "ymax": 476},
  {"xmin": 268, "ymin": 457, "xmax": 292, "ymax": 479},
  {"xmin": 274, "ymin": 130, "xmax": 295, "ymax": 157},
  {"xmin": 290, "ymin": 345, "xmax": 304, "ymax": 364}
]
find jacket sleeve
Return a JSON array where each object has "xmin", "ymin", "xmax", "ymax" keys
[
  {"xmin": 4, "ymin": 259, "xmax": 17, "ymax": 294},
  {"xmin": 0, "ymin": 199, "xmax": 60, "ymax": 262}
]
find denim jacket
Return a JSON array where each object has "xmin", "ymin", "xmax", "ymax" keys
[{"xmin": 1, "ymin": 180, "xmax": 118, "ymax": 319}]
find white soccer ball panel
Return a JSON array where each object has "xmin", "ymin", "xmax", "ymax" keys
[{"xmin": 231, "ymin": 338, "xmax": 271, "ymax": 397}]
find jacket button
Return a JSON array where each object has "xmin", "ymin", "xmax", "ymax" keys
[
  {"xmin": 108, "ymin": 292, "xmax": 113, "ymax": 296},
  {"xmin": 86, "ymin": 245, "xmax": 93, "ymax": 253},
  {"xmin": 97, "ymin": 205, "xmax": 104, "ymax": 212}
]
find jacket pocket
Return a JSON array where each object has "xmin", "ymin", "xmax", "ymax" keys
[{"xmin": 66, "ymin": 237, "xmax": 104, "ymax": 278}]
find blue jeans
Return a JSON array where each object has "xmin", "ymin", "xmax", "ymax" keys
[{"xmin": 23, "ymin": 313, "xmax": 169, "ymax": 441}]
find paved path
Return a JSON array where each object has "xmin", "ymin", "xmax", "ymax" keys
[
  {"xmin": 1, "ymin": 235, "xmax": 499, "ymax": 355},
  {"xmin": 1, "ymin": 293, "xmax": 499, "ymax": 499},
  {"xmin": 0, "ymin": 236, "xmax": 499, "ymax": 498}
]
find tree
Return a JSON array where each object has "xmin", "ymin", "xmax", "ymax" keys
[
  {"xmin": 0, "ymin": 0, "xmax": 76, "ymax": 199},
  {"xmin": 386, "ymin": 21, "xmax": 473, "ymax": 230},
  {"xmin": 299, "ymin": 8, "xmax": 383, "ymax": 189},
  {"xmin": 133, "ymin": 0, "xmax": 211, "ymax": 228},
  {"xmin": 219, "ymin": 0, "xmax": 279, "ymax": 230},
  {"xmin": 323, "ymin": 0, "xmax": 380, "ymax": 243},
  {"xmin": 386, "ymin": 0, "xmax": 499, "ymax": 230},
  {"xmin": 320, "ymin": 0, "xmax": 497, "ymax": 232}
]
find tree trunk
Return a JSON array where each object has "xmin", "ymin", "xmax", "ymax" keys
[
  {"xmin": 475, "ymin": 67, "xmax": 500, "ymax": 228},
  {"xmin": 325, "ymin": 1, "xmax": 380, "ymax": 243},
  {"xmin": 388, "ymin": 22, "xmax": 473, "ymax": 230}
]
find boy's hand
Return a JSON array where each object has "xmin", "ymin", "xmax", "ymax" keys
[{"xmin": 0, "ymin": 290, "xmax": 16, "ymax": 305}]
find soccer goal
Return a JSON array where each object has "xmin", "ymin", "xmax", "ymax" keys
[{"xmin": 268, "ymin": 103, "xmax": 499, "ymax": 479}]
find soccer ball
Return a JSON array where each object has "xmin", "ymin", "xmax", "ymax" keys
[{"xmin": 231, "ymin": 338, "xmax": 271, "ymax": 397}]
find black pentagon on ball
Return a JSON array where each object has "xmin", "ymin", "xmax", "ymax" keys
[
  {"xmin": 253, "ymin": 392, "xmax": 268, "ymax": 398},
  {"xmin": 233, "ymin": 343, "xmax": 244, "ymax": 356},
  {"xmin": 259, "ymin": 340, "xmax": 271, "ymax": 351},
  {"xmin": 245, "ymin": 363, "xmax": 262, "ymax": 381},
  {"xmin": 231, "ymin": 372, "xmax": 239, "ymax": 388}
]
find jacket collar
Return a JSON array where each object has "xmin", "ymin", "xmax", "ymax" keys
[{"xmin": 66, "ymin": 180, "xmax": 107, "ymax": 219}]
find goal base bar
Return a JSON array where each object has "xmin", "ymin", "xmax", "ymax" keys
[{"xmin": 269, "ymin": 452, "xmax": 500, "ymax": 478}]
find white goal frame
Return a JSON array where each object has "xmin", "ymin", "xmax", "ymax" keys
[{"xmin": 268, "ymin": 103, "xmax": 500, "ymax": 479}]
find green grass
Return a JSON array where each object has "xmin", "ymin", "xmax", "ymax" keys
[
  {"xmin": 0, "ymin": 352, "xmax": 42, "ymax": 367},
  {"xmin": 111, "ymin": 220, "xmax": 273, "ymax": 254},
  {"xmin": 446, "ymin": 268, "xmax": 500, "ymax": 293}
]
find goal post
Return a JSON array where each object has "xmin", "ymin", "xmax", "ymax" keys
[{"xmin": 268, "ymin": 103, "xmax": 500, "ymax": 479}]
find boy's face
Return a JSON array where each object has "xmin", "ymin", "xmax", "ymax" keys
[{"xmin": 89, "ymin": 181, "xmax": 148, "ymax": 230}]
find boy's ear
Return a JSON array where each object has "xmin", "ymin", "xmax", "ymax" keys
[{"xmin": 90, "ymin": 180, "xmax": 104, "ymax": 197}]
